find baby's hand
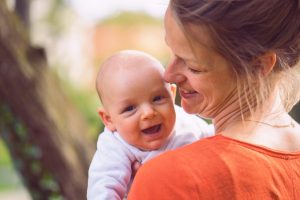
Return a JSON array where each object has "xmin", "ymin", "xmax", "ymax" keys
[{"xmin": 131, "ymin": 160, "xmax": 142, "ymax": 178}]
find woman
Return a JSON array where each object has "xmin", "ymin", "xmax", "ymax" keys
[{"xmin": 128, "ymin": 0, "xmax": 300, "ymax": 199}]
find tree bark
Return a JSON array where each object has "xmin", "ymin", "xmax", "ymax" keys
[
  {"xmin": 15, "ymin": 0, "xmax": 30, "ymax": 27},
  {"xmin": 0, "ymin": 1, "xmax": 94, "ymax": 199}
]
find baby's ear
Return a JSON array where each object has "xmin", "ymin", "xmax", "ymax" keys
[
  {"xmin": 97, "ymin": 108, "xmax": 116, "ymax": 131},
  {"xmin": 170, "ymin": 84, "xmax": 177, "ymax": 101}
]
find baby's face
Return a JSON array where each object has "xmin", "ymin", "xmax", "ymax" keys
[{"xmin": 103, "ymin": 62, "xmax": 176, "ymax": 151}]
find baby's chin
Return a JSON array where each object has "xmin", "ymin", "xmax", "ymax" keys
[{"xmin": 138, "ymin": 139, "xmax": 168, "ymax": 151}]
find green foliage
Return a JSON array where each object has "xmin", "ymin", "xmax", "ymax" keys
[
  {"xmin": 0, "ymin": 165, "xmax": 23, "ymax": 191},
  {"xmin": 39, "ymin": 173, "xmax": 59, "ymax": 192},
  {"xmin": 0, "ymin": 104, "xmax": 63, "ymax": 197},
  {"xmin": 0, "ymin": 106, "xmax": 19, "ymax": 191},
  {"xmin": 43, "ymin": 0, "xmax": 66, "ymax": 35},
  {"xmin": 0, "ymin": 139, "xmax": 11, "ymax": 166},
  {"xmin": 61, "ymin": 80, "xmax": 104, "ymax": 140},
  {"xmin": 0, "ymin": 139, "xmax": 21, "ymax": 191}
]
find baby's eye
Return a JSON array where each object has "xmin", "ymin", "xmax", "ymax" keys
[
  {"xmin": 153, "ymin": 96, "xmax": 164, "ymax": 102},
  {"xmin": 122, "ymin": 105, "xmax": 135, "ymax": 113}
]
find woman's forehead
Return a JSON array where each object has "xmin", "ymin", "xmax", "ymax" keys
[{"xmin": 165, "ymin": 9, "xmax": 215, "ymax": 63}]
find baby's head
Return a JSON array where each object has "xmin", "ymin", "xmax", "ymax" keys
[{"xmin": 96, "ymin": 50, "xmax": 176, "ymax": 151}]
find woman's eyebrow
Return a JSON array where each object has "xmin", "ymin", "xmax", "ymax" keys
[{"xmin": 164, "ymin": 36, "xmax": 196, "ymax": 63}]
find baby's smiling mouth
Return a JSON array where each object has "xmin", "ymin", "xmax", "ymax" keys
[{"xmin": 142, "ymin": 124, "xmax": 161, "ymax": 134}]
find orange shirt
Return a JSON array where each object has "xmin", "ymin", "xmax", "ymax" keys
[{"xmin": 128, "ymin": 135, "xmax": 300, "ymax": 200}]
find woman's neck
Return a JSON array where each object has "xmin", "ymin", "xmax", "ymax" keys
[
  {"xmin": 212, "ymin": 92, "xmax": 252, "ymax": 133},
  {"xmin": 213, "ymin": 90, "xmax": 286, "ymax": 134},
  {"xmin": 212, "ymin": 90, "xmax": 300, "ymax": 151}
]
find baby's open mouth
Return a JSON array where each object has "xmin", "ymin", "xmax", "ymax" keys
[{"xmin": 142, "ymin": 124, "xmax": 161, "ymax": 134}]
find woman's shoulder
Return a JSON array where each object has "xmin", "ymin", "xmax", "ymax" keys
[
  {"xmin": 128, "ymin": 136, "xmax": 224, "ymax": 199},
  {"xmin": 135, "ymin": 134, "xmax": 285, "ymax": 180},
  {"xmin": 129, "ymin": 135, "xmax": 300, "ymax": 200},
  {"xmin": 137, "ymin": 136, "xmax": 220, "ymax": 176}
]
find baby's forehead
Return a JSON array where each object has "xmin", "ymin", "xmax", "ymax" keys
[
  {"xmin": 98, "ymin": 51, "xmax": 166, "ymax": 97},
  {"xmin": 103, "ymin": 55, "xmax": 163, "ymax": 80},
  {"xmin": 112, "ymin": 53, "xmax": 163, "ymax": 71}
]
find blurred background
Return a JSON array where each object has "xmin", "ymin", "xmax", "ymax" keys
[
  {"xmin": 0, "ymin": 0, "xmax": 169, "ymax": 199},
  {"xmin": 0, "ymin": 0, "xmax": 299, "ymax": 199}
]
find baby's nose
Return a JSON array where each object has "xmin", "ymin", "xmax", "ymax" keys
[{"xmin": 141, "ymin": 105, "xmax": 156, "ymax": 120}]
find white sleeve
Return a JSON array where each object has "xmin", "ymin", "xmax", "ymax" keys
[
  {"xmin": 87, "ymin": 128, "xmax": 135, "ymax": 200},
  {"xmin": 174, "ymin": 105, "xmax": 215, "ymax": 139}
]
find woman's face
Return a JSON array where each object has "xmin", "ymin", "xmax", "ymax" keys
[{"xmin": 163, "ymin": 8, "xmax": 238, "ymax": 119}]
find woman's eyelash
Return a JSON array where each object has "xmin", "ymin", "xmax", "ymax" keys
[
  {"xmin": 180, "ymin": 59, "xmax": 201, "ymax": 73},
  {"xmin": 178, "ymin": 57, "xmax": 204, "ymax": 73},
  {"xmin": 188, "ymin": 67, "xmax": 201, "ymax": 73}
]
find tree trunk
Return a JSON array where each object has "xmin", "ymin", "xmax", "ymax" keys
[
  {"xmin": 0, "ymin": 1, "xmax": 94, "ymax": 199},
  {"xmin": 15, "ymin": 0, "xmax": 30, "ymax": 27}
]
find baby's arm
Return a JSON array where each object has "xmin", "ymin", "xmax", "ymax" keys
[{"xmin": 87, "ymin": 128, "xmax": 135, "ymax": 200}]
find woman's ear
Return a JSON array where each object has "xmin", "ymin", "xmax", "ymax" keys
[
  {"xmin": 258, "ymin": 51, "xmax": 276, "ymax": 76},
  {"xmin": 170, "ymin": 84, "xmax": 177, "ymax": 101},
  {"xmin": 97, "ymin": 108, "xmax": 116, "ymax": 131}
]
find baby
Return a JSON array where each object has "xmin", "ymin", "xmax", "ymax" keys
[{"xmin": 87, "ymin": 50, "xmax": 214, "ymax": 200}]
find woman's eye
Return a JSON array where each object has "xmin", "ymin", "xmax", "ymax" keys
[
  {"xmin": 182, "ymin": 60, "xmax": 204, "ymax": 74},
  {"xmin": 122, "ymin": 105, "xmax": 135, "ymax": 113},
  {"xmin": 188, "ymin": 67, "xmax": 202, "ymax": 74}
]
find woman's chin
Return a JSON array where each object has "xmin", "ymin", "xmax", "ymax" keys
[
  {"xmin": 181, "ymin": 100, "xmax": 210, "ymax": 117},
  {"xmin": 181, "ymin": 101, "xmax": 199, "ymax": 114}
]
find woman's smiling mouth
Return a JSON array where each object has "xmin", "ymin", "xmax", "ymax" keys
[{"xmin": 179, "ymin": 89, "xmax": 198, "ymax": 99}]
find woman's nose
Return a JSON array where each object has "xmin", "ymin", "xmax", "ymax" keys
[
  {"xmin": 141, "ymin": 105, "xmax": 156, "ymax": 120},
  {"xmin": 164, "ymin": 60, "xmax": 186, "ymax": 84}
]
